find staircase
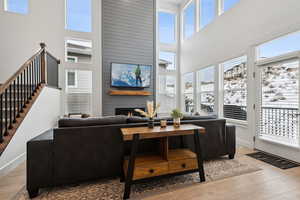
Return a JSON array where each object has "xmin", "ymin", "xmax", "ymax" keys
[{"xmin": 0, "ymin": 43, "xmax": 60, "ymax": 155}]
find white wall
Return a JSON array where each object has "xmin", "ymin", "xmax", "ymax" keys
[
  {"xmin": 180, "ymin": 0, "xmax": 300, "ymax": 148},
  {"xmin": 0, "ymin": 0, "xmax": 102, "ymax": 116},
  {"xmin": 0, "ymin": 87, "xmax": 61, "ymax": 176}
]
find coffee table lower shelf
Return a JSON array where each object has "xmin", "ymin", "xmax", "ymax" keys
[{"xmin": 123, "ymin": 149, "xmax": 198, "ymax": 181}]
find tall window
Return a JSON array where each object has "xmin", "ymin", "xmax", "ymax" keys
[
  {"xmin": 222, "ymin": 56, "xmax": 247, "ymax": 121},
  {"xmin": 66, "ymin": 70, "xmax": 93, "ymax": 115},
  {"xmin": 65, "ymin": 39, "xmax": 92, "ymax": 64},
  {"xmin": 5, "ymin": 0, "xmax": 28, "ymax": 14},
  {"xmin": 66, "ymin": 0, "xmax": 92, "ymax": 32},
  {"xmin": 197, "ymin": 66, "xmax": 215, "ymax": 113},
  {"xmin": 183, "ymin": 72, "xmax": 195, "ymax": 113},
  {"xmin": 159, "ymin": 51, "xmax": 176, "ymax": 71},
  {"xmin": 158, "ymin": 52, "xmax": 177, "ymax": 114},
  {"xmin": 257, "ymin": 31, "xmax": 300, "ymax": 61},
  {"xmin": 159, "ymin": 12, "xmax": 176, "ymax": 44},
  {"xmin": 223, "ymin": 0, "xmax": 240, "ymax": 12},
  {"xmin": 200, "ymin": 0, "xmax": 216, "ymax": 29},
  {"xmin": 183, "ymin": 1, "xmax": 196, "ymax": 39}
]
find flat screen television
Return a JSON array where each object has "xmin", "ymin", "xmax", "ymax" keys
[{"xmin": 111, "ymin": 63, "xmax": 151, "ymax": 88}]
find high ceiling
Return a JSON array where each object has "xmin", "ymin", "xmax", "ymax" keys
[{"xmin": 159, "ymin": 0, "xmax": 185, "ymax": 5}]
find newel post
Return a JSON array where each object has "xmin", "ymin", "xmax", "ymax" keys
[{"xmin": 40, "ymin": 42, "xmax": 46, "ymax": 84}]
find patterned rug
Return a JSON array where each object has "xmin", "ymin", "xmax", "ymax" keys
[{"xmin": 14, "ymin": 158, "xmax": 260, "ymax": 200}]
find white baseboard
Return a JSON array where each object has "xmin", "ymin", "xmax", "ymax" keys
[
  {"xmin": 0, "ymin": 153, "xmax": 26, "ymax": 178},
  {"xmin": 237, "ymin": 138, "xmax": 253, "ymax": 149}
]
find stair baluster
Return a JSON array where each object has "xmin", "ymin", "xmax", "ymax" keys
[{"xmin": 0, "ymin": 43, "xmax": 60, "ymax": 148}]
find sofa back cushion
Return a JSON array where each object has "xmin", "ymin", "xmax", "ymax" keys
[
  {"xmin": 182, "ymin": 114, "xmax": 217, "ymax": 121},
  {"xmin": 58, "ymin": 115, "xmax": 128, "ymax": 128}
]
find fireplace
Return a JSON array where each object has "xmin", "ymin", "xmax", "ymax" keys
[{"xmin": 115, "ymin": 107, "xmax": 146, "ymax": 117}]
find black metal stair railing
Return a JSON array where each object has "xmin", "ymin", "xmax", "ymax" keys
[{"xmin": 0, "ymin": 43, "xmax": 60, "ymax": 143}]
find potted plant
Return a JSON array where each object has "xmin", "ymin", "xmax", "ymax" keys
[
  {"xmin": 170, "ymin": 109, "xmax": 183, "ymax": 128},
  {"xmin": 135, "ymin": 101, "xmax": 160, "ymax": 128}
]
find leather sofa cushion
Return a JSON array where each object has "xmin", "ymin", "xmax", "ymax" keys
[
  {"xmin": 58, "ymin": 116, "xmax": 128, "ymax": 128},
  {"xmin": 126, "ymin": 116, "xmax": 148, "ymax": 123},
  {"xmin": 182, "ymin": 114, "xmax": 217, "ymax": 121}
]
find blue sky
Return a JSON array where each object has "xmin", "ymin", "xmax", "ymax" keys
[
  {"xmin": 200, "ymin": 0, "xmax": 215, "ymax": 29},
  {"xmin": 184, "ymin": 2, "xmax": 196, "ymax": 39},
  {"xmin": 66, "ymin": 0, "xmax": 92, "ymax": 32},
  {"xmin": 6, "ymin": 0, "xmax": 28, "ymax": 14},
  {"xmin": 159, "ymin": 12, "xmax": 176, "ymax": 44},
  {"xmin": 224, "ymin": 0, "xmax": 240, "ymax": 12}
]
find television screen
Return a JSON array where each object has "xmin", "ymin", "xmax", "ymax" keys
[{"xmin": 111, "ymin": 63, "xmax": 151, "ymax": 88}]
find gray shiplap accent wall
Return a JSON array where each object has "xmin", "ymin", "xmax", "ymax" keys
[{"xmin": 102, "ymin": 0, "xmax": 156, "ymax": 116}]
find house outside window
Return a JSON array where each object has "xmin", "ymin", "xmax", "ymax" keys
[
  {"xmin": 222, "ymin": 56, "xmax": 247, "ymax": 121},
  {"xmin": 197, "ymin": 66, "xmax": 215, "ymax": 114},
  {"xmin": 183, "ymin": 72, "xmax": 195, "ymax": 113}
]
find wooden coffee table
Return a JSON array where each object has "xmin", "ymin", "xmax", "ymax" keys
[{"xmin": 121, "ymin": 124, "xmax": 206, "ymax": 199}]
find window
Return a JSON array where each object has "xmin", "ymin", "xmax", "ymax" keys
[
  {"xmin": 222, "ymin": 56, "xmax": 247, "ymax": 120},
  {"xmin": 65, "ymin": 39, "xmax": 92, "ymax": 64},
  {"xmin": 257, "ymin": 31, "xmax": 300, "ymax": 61},
  {"xmin": 223, "ymin": 0, "xmax": 240, "ymax": 12},
  {"xmin": 159, "ymin": 51, "xmax": 176, "ymax": 71},
  {"xmin": 183, "ymin": 72, "xmax": 195, "ymax": 113},
  {"xmin": 66, "ymin": 0, "xmax": 92, "ymax": 32},
  {"xmin": 158, "ymin": 75, "xmax": 176, "ymax": 114},
  {"xmin": 5, "ymin": 0, "xmax": 28, "ymax": 14},
  {"xmin": 65, "ymin": 70, "xmax": 93, "ymax": 115},
  {"xmin": 197, "ymin": 66, "xmax": 215, "ymax": 113},
  {"xmin": 159, "ymin": 12, "xmax": 176, "ymax": 44},
  {"xmin": 200, "ymin": 0, "xmax": 216, "ymax": 29},
  {"xmin": 66, "ymin": 70, "xmax": 77, "ymax": 87},
  {"xmin": 183, "ymin": 1, "xmax": 196, "ymax": 39}
]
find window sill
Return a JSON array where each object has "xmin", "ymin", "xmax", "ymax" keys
[
  {"xmin": 224, "ymin": 118, "xmax": 248, "ymax": 127},
  {"xmin": 259, "ymin": 135, "xmax": 300, "ymax": 150}
]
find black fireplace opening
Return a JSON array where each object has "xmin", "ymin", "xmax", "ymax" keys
[{"xmin": 115, "ymin": 108, "xmax": 146, "ymax": 117}]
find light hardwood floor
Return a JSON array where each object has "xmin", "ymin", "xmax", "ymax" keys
[{"xmin": 1, "ymin": 147, "xmax": 300, "ymax": 200}]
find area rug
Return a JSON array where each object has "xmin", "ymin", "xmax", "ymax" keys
[{"xmin": 14, "ymin": 158, "xmax": 260, "ymax": 200}]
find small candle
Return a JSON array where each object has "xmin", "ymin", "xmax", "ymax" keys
[{"xmin": 160, "ymin": 120, "xmax": 167, "ymax": 128}]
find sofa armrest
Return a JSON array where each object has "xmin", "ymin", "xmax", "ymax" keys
[
  {"xmin": 226, "ymin": 124, "xmax": 236, "ymax": 158},
  {"xmin": 27, "ymin": 129, "xmax": 54, "ymax": 193}
]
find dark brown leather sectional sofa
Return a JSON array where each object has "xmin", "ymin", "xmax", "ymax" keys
[{"xmin": 26, "ymin": 115, "xmax": 236, "ymax": 198}]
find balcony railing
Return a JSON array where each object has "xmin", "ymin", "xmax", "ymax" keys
[{"xmin": 260, "ymin": 106, "xmax": 299, "ymax": 145}]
